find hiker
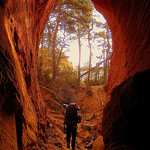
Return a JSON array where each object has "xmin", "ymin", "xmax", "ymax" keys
[{"xmin": 64, "ymin": 103, "xmax": 82, "ymax": 150}]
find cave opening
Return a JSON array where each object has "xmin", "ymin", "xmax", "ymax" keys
[
  {"xmin": 37, "ymin": 0, "xmax": 112, "ymax": 104},
  {"xmin": 37, "ymin": 0, "xmax": 112, "ymax": 149},
  {"xmin": 36, "ymin": 0, "xmax": 150, "ymax": 149}
]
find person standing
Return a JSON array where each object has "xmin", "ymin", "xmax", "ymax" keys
[{"xmin": 64, "ymin": 103, "xmax": 82, "ymax": 150}]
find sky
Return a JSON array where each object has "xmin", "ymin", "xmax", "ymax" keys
[{"xmin": 66, "ymin": 9, "xmax": 107, "ymax": 68}]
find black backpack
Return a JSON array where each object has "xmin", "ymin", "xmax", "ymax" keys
[{"xmin": 65, "ymin": 103, "xmax": 78, "ymax": 126}]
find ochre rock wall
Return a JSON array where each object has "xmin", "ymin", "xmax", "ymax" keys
[
  {"xmin": 92, "ymin": 0, "xmax": 150, "ymax": 149},
  {"xmin": 93, "ymin": 0, "xmax": 150, "ymax": 100},
  {"xmin": 0, "ymin": 0, "xmax": 59, "ymax": 149}
]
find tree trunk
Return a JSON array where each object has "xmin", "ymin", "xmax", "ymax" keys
[
  {"xmin": 80, "ymin": 58, "xmax": 111, "ymax": 78},
  {"xmin": 56, "ymin": 45, "xmax": 64, "ymax": 71},
  {"xmin": 106, "ymin": 24, "xmax": 110, "ymax": 82},
  {"xmin": 77, "ymin": 20, "xmax": 81, "ymax": 83},
  {"xmin": 87, "ymin": 23, "xmax": 93, "ymax": 84},
  {"xmin": 103, "ymin": 37, "xmax": 107, "ymax": 83},
  {"xmin": 88, "ymin": 31, "xmax": 91, "ymax": 83},
  {"xmin": 52, "ymin": 4, "xmax": 62, "ymax": 81}
]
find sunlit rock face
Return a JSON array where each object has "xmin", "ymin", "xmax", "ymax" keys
[
  {"xmin": 0, "ymin": 0, "xmax": 59, "ymax": 149},
  {"xmin": 92, "ymin": 0, "xmax": 150, "ymax": 149},
  {"xmin": 93, "ymin": 0, "xmax": 150, "ymax": 99}
]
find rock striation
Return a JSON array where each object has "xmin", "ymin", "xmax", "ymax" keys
[
  {"xmin": 0, "ymin": 0, "xmax": 59, "ymax": 149},
  {"xmin": 92, "ymin": 1, "xmax": 150, "ymax": 149},
  {"xmin": 93, "ymin": 0, "xmax": 150, "ymax": 101}
]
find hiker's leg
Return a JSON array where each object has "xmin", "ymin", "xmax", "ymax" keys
[
  {"xmin": 66, "ymin": 126, "xmax": 71, "ymax": 148},
  {"xmin": 72, "ymin": 127, "xmax": 77, "ymax": 150}
]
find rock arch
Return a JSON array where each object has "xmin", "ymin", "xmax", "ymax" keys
[{"xmin": 0, "ymin": 0, "xmax": 149, "ymax": 149}]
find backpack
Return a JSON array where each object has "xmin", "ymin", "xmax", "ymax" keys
[{"xmin": 65, "ymin": 103, "xmax": 78, "ymax": 126}]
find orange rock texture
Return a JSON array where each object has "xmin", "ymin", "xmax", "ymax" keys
[
  {"xmin": 0, "ymin": 0, "xmax": 59, "ymax": 149},
  {"xmin": 92, "ymin": 0, "xmax": 150, "ymax": 102},
  {"xmin": 92, "ymin": 1, "xmax": 150, "ymax": 149},
  {"xmin": 75, "ymin": 86, "xmax": 106, "ymax": 114},
  {"xmin": 92, "ymin": 135, "xmax": 104, "ymax": 150},
  {"xmin": 0, "ymin": 0, "xmax": 150, "ymax": 149}
]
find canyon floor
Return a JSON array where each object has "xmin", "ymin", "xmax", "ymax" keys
[{"xmin": 37, "ymin": 85, "xmax": 106, "ymax": 150}]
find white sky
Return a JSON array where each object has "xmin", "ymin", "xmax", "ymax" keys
[{"xmin": 66, "ymin": 9, "xmax": 106, "ymax": 68}]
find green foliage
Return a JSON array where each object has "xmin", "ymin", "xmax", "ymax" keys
[
  {"xmin": 51, "ymin": 79, "xmax": 76, "ymax": 104},
  {"xmin": 41, "ymin": 0, "xmax": 94, "ymax": 47},
  {"xmin": 61, "ymin": 0, "xmax": 94, "ymax": 39},
  {"xmin": 58, "ymin": 65, "xmax": 78, "ymax": 89},
  {"xmin": 37, "ymin": 47, "xmax": 79, "ymax": 103},
  {"xmin": 38, "ymin": 0, "xmax": 112, "ymax": 103},
  {"xmin": 37, "ymin": 47, "xmax": 76, "ymax": 81},
  {"xmin": 38, "ymin": 0, "xmax": 95, "ymax": 104}
]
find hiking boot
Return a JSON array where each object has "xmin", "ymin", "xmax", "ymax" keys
[{"xmin": 67, "ymin": 143, "xmax": 70, "ymax": 148}]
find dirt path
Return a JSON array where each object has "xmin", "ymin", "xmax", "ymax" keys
[
  {"xmin": 38, "ymin": 85, "xmax": 105, "ymax": 149},
  {"xmin": 40, "ymin": 110, "xmax": 102, "ymax": 150}
]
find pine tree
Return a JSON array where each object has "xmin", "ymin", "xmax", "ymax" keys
[
  {"xmin": 94, "ymin": 22, "xmax": 112, "ymax": 84},
  {"xmin": 40, "ymin": 0, "xmax": 94, "ymax": 83},
  {"xmin": 64, "ymin": 0, "xmax": 94, "ymax": 82}
]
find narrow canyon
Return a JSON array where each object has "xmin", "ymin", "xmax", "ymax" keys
[{"xmin": 0, "ymin": 0, "xmax": 149, "ymax": 149}]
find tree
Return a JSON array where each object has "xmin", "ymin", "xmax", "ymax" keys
[
  {"xmin": 40, "ymin": 1, "xmax": 69, "ymax": 81},
  {"xmin": 38, "ymin": 47, "xmax": 71, "ymax": 85},
  {"xmin": 66, "ymin": 0, "xmax": 94, "ymax": 83},
  {"xmin": 94, "ymin": 22, "xmax": 112, "ymax": 84},
  {"xmin": 37, "ymin": 48, "xmax": 53, "ymax": 84},
  {"xmin": 51, "ymin": 4, "xmax": 63, "ymax": 80},
  {"xmin": 87, "ymin": 22, "xmax": 93, "ymax": 83},
  {"xmin": 41, "ymin": 0, "xmax": 94, "ymax": 83}
]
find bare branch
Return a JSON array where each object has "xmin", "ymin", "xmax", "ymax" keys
[{"xmin": 80, "ymin": 58, "xmax": 111, "ymax": 78}]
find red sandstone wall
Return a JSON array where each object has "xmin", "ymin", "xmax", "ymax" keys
[
  {"xmin": 92, "ymin": 0, "xmax": 150, "ymax": 101},
  {"xmin": 0, "ymin": 0, "xmax": 59, "ymax": 149},
  {"xmin": 91, "ymin": 1, "xmax": 150, "ymax": 149}
]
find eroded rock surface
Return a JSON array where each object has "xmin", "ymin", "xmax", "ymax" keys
[
  {"xmin": 93, "ymin": 0, "xmax": 150, "ymax": 102},
  {"xmin": 75, "ymin": 86, "xmax": 106, "ymax": 114},
  {"xmin": 0, "ymin": 0, "xmax": 59, "ymax": 149}
]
